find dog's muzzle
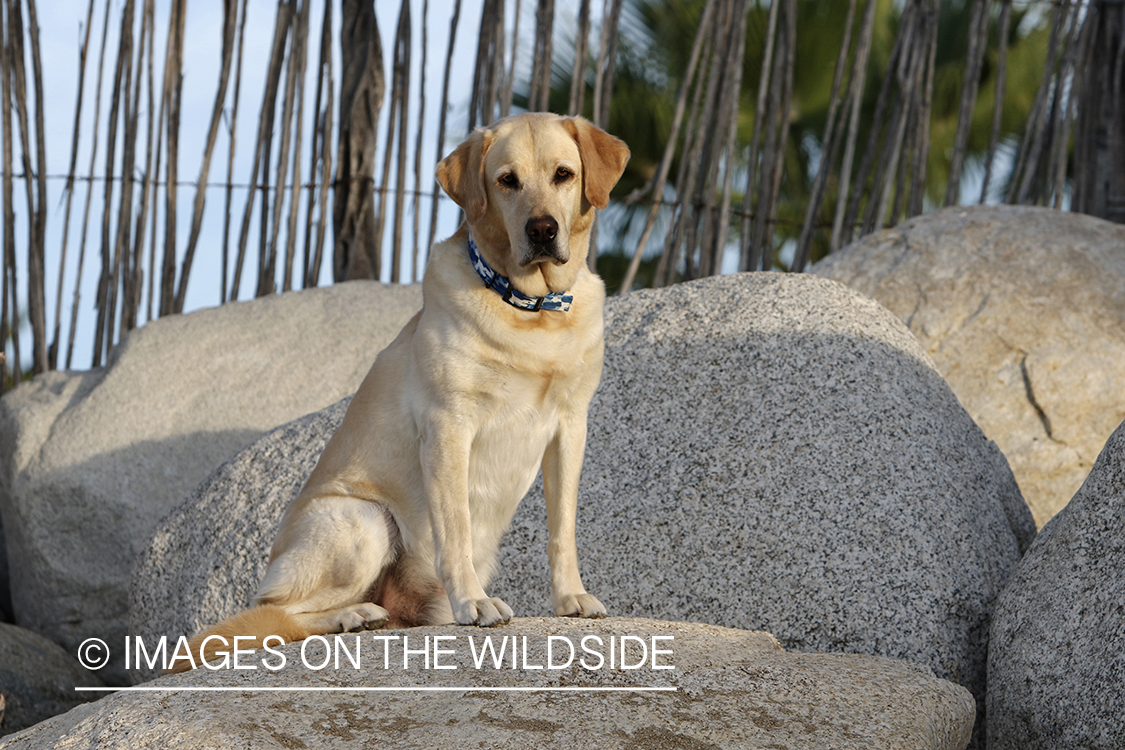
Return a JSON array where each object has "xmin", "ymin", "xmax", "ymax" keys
[{"xmin": 523, "ymin": 216, "xmax": 568, "ymax": 264}]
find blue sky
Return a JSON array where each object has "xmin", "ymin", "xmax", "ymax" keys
[{"xmin": 12, "ymin": 0, "xmax": 544, "ymax": 371}]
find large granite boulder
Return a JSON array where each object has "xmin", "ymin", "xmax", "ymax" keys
[
  {"xmin": 132, "ymin": 273, "xmax": 1032, "ymax": 747},
  {"xmin": 0, "ymin": 618, "xmax": 975, "ymax": 750},
  {"xmin": 987, "ymin": 418, "xmax": 1125, "ymax": 749},
  {"xmin": 813, "ymin": 205, "xmax": 1125, "ymax": 526},
  {"xmin": 0, "ymin": 281, "xmax": 422, "ymax": 683},
  {"xmin": 0, "ymin": 623, "xmax": 103, "ymax": 737}
]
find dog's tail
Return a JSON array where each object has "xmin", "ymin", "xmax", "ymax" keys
[{"xmin": 166, "ymin": 605, "xmax": 310, "ymax": 674}]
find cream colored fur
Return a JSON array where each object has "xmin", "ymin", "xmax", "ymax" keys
[{"xmin": 169, "ymin": 113, "xmax": 629, "ymax": 673}]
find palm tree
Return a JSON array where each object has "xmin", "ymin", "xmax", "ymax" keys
[{"xmin": 543, "ymin": 0, "xmax": 1050, "ymax": 291}]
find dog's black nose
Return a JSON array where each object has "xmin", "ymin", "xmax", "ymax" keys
[{"xmin": 525, "ymin": 216, "xmax": 558, "ymax": 244}]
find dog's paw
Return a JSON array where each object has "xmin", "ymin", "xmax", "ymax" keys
[
  {"xmin": 555, "ymin": 593, "xmax": 606, "ymax": 619},
  {"xmin": 453, "ymin": 597, "xmax": 513, "ymax": 627},
  {"xmin": 337, "ymin": 602, "xmax": 390, "ymax": 633}
]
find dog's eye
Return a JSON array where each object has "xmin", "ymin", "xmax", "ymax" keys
[
  {"xmin": 498, "ymin": 172, "xmax": 520, "ymax": 189},
  {"xmin": 554, "ymin": 167, "xmax": 574, "ymax": 184}
]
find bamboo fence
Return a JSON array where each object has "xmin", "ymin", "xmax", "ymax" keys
[{"xmin": 0, "ymin": 0, "xmax": 1121, "ymax": 390}]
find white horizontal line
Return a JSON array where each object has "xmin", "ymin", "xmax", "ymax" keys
[{"xmin": 75, "ymin": 686, "xmax": 677, "ymax": 693}]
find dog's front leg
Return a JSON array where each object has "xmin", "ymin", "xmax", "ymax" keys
[
  {"xmin": 420, "ymin": 415, "xmax": 513, "ymax": 627},
  {"xmin": 543, "ymin": 414, "xmax": 606, "ymax": 619}
]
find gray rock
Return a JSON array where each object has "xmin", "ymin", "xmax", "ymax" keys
[
  {"xmin": 0, "ymin": 524, "xmax": 11, "ymax": 622},
  {"xmin": 987, "ymin": 418, "xmax": 1125, "ymax": 749},
  {"xmin": 0, "ymin": 623, "xmax": 103, "ymax": 737},
  {"xmin": 132, "ymin": 273, "xmax": 1030, "ymax": 748},
  {"xmin": 813, "ymin": 205, "xmax": 1125, "ymax": 526},
  {"xmin": 0, "ymin": 281, "xmax": 422, "ymax": 684},
  {"xmin": 0, "ymin": 618, "xmax": 975, "ymax": 750}
]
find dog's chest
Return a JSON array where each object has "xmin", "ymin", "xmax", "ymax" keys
[{"xmin": 466, "ymin": 365, "xmax": 571, "ymax": 512}]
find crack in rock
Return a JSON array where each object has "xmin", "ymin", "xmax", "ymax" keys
[{"xmin": 1019, "ymin": 353, "xmax": 1062, "ymax": 445}]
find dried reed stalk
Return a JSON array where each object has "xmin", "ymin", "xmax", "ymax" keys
[
  {"xmin": 176, "ymin": 0, "xmax": 240, "ymax": 311},
  {"xmin": 794, "ymin": 0, "xmax": 859, "ymax": 271},
  {"xmin": 51, "ymin": 0, "xmax": 97, "ymax": 368},
  {"xmin": 67, "ymin": 0, "xmax": 112, "ymax": 367},
  {"xmin": 427, "ymin": 0, "xmax": 462, "ymax": 252},
  {"xmin": 980, "ymin": 0, "xmax": 1013, "ymax": 203},
  {"xmin": 568, "ymin": 0, "xmax": 591, "ymax": 116},
  {"xmin": 529, "ymin": 0, "xmax": 555, "ymax": 112},
  {"xmin": 333, "ymin": 0, "xmax": 384, "ymax": 281},
  {"xmin": 221, "ymin": 0, "xmax": 249, "ymax": 301},
  {"xmin": 621, "ymin": 0, "xmax": 717, "ymax": 293}
]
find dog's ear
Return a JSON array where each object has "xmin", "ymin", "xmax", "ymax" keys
[
  {"xmin": 436, "ymin": 128, "xmax": 492, "ymax": 223},
  {"xmin": 564, "ymin": 117, "xmax": 631, "ymax": 209}
]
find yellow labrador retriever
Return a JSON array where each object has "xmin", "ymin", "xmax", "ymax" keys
[{"xmin": 172, "ymin": 113, "xmax": 629, "ymax": 671}]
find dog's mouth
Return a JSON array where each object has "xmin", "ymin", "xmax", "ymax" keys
[
  {"xmin": 519, "ymin": 215, "xmax": 569, "ymax": 266},
  {"xmin": 520, "ymin": 242, "xmax": 568, "ymax": 267}
]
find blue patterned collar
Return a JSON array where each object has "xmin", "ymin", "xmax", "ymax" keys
[{"xmin": 467, "ymin": 235, "xmax": 573, "ymax": 313}]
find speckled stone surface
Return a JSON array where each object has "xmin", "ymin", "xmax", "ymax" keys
[
  {"xmin": 987, "ymin": 418, "xmax": 1125, "ymax": 749},
  {"xmin": 131, "ymin": 273, "xmax": 1031, "ymax": 747},
  {"xmin": 0, "ymin": 281, "xmax": 422, "ymax": 684},
  {"xmin": 0, "ymin": 623, "xmax": 103, "ymax": 737},
  {"xmin": 814, "ymin": 205, "xmax": 1125, "ymax": 526},
  {"xmin": 0, "ymin": 618, "xmax": 974, "ymax": 750}
]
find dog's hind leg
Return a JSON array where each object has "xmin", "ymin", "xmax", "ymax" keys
[{"xmin": 254, "ymin": 496, "xmax": 399, "ymax": 635}]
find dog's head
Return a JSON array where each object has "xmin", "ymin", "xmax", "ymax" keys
[{"xmin": 436, "ymin": 113, "xmax": 630, "ymax": 296}]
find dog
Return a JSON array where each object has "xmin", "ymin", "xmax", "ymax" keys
[{"xmin": 170, "ymin": 113, "xmax": 629, "ymax": 672}]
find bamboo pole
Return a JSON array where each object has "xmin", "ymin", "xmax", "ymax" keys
[
  {"xmin": 944, "ymin": 0, "xmax": 990, "ymax": 206},
  {"xmin": 126, "ymin": 0, "xmax": 156, "ymax": 332},
  {"xmin": 265, "ymin": 0, "xmax": 303, "ymax": 296},
  {"xmin": 427, "ymin": 0, "xmax": 461, "ymax": 252},
  {"xmin": 306, "ymin": 0, "xmax": 332, "ymax": 287},
  {"xmin": 592, "ymin": 0, "xmax": 623, "ymax": 129},
  {"xmin": 980, "ymin": 0, "xmax": 1013, "ymax": 204},
  {"xmin": 7, "ymin": 0, "xmax": 48, "ymax": 373},
  {"xmin": 333, "ymin": 0, "xmax": 384, "ymax": 281},
  {"xmin": 1051, "ymin": 9, "xmax": 1091, "ymax": 210},
  {"xmin": 696, "ymin": 0, "xmax": 739, "ymax": 278},
  {"xmin": 907, "ymin": 0, "xmax": 938, "ymax": 220},
  {"xmin": 221, "ymin": 0, "xmax": 249, "ymax": 301},
  {"xmin": 159, "ymin": 0, "xmax": 186, "ymax": 316},
  {"xmin": 738, "ymin": 0, "xmax": 781, "ymax": 270},
  {"xmin": 620, "ymin": 0, "xmax": 716, "ymax": 294},
  {"xmin": 755, "ymin": 0, "xmax": 797, "ymax": 265},
  {"xmin": 568, "ymin": 0, "xmax": 590, "ymax": 116},
  {"xmin": 1, "ymin": 0, "xmax": 17, "ymax": 387},
  {"xmin": 841, "ymin": 1, "xmax": 910, "ymax": 247},
  {"xmin": 1008, "ymin": 1, "xmax": 1070, "ymax": 204},
  {"xmin": 867, "ymin": 6, "xmax": 925, "ymax": 236},
  {"xmin": 708, "ymin": 0, "xmax": 752, "ymax": 275},
  {"xmin": 50, "ymin": 0, "xmax": 97, "ymax": 369},
  {"xmin": 829, "ymin": 0, "xmax": 877, "ymax": 252},
  {"xmin": 66, "ymin": 0, "xmax": 112, "ymax": 368},
  {"xmin": 664, "ymin": 22, "xmax": 713, "ymax": 283},
  {"xmin": 232, "ymin": 0, "xmax": 290, "ymax": 298},
  {"xmin": 283, "ymin": 0, "xmax": 310, "ymax": 292},
  {"xmin": 501, "ymin": 0, "xmax": 520, "ymax": 117},
  {"xmin": 793, "ymin": 0, "xmax": 859, "ymax": 272},
  {"xmin": 529, "ymin": 0, "xmax": 555, "ymax": 112},
  {"xmin": 91, "ymin": 0, "xmax": 128, "ymax": 365},
  {"xmin": 22, "ymin": 0, "xmax": 47, "ymax": 374},
  {"xmin": 411, "ymin": 0, "xmax": 428, "ymax": 282},
  {"xmin": 145, "ymin": 1, "xmax": 168, "ymax": 325},
  {"xmin": 176, "ymin": 0, "xmax": 239, "ymax": 311},
  {"xmin": 387, "ymin": 0, "xmax": 412, "ymax": 283},
  {"xmin": 303, "ymin": 0, "xmax": 329, "ymax": 287},
  {"xmin": 257, "ymin": 0, "xmax": 296, "ymax": 297},
  {"xmin": 111, "ymin": 0, "xmax": 141, "ymax": 344},
  {"xmin": 469, "ymin": 0, "xmax": 504, "ymax": 129}
]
